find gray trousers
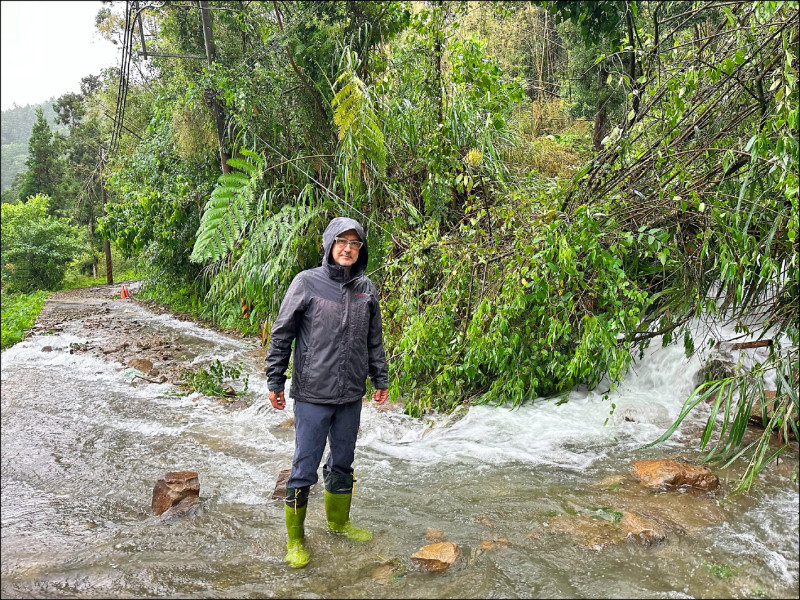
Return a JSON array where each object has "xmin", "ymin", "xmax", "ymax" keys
[{"xmin": 287, "ymin": 399, "xmax": 362, "ymax": 489}]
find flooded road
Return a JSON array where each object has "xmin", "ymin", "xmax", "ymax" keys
[{"xmin": 1, "ymin": 284, "xmax": 798, "ymax": 598}]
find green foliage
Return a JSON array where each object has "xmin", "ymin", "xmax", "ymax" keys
[
  {"xmin": 191, "ymin": 150, "xmax": 265, "ymax": 263},
  {"xmin": 332, "ymin": 50, "xmax": 387, "ymax": 199},
  {"xmin": 566, "ymin": 1, "xmax": 799, "ymax": 489},
  {"xmin": 1, "ymin": 195, "xmax": 84, "ymax": 293},
  {"xmin": 450, "ymin": 36, "xmax": 526, "ymax": 130},
  {"xmin": 380, "ymin": 27, "xmax": 524, "ymax": 225},
  {"xmin": 99, "ymin": 95, "xmax": 212, "ymax": 293},
  {"xmin": 540, "ymin": 1, "xmax": 627, "ymax": 48},
  {"xmin": 18, "ymin": 108, "xmax": 66, "ymax": 208},
  {"xmin": 708, "ymin": 563, "xmax": 738, "ymax": 579},
  {"xmin": 647, "ymin": 351, "xmax": 799, "ymax": 493},
  {"xmin": 460, "ymin": 3, "xmax": 566, "ymax": 102},
  {"xmin": 203, "ymin": 189, "xmax": 327, "ymax": 330},
  {"xmin": 387, "ymin": 201, "xmax": 646, "ymax": 414},
  {"xmin": 0, "ymin": 290, "xmax": 48, "ymax": 350},
  {"xmin": 180, "ymin": 359, "xmax": 249, "ymax": 398}
]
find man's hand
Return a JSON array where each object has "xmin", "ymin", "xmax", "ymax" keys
[
  {"xmin": 372, "ymin": 388, "xmax": 388, "ymax": 405},
  {"xmin": 269, "ymin": 390, "xmax": 286, "ymax": 410}
]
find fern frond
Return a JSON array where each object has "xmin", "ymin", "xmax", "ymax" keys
[
  {"xmin": 218, "ymin": 173, "xmax": 250, "ymax": 187},
  {"xmin": 226, "ymin": 157, "xmax": 259, "ymax": 174},
  {"xmin": 191, "ymin": 147, "xmax": 266, "ymax": 263},
  {"xmin": 210, "ymin": 186, "xmax": 237, "ymax": 199}
]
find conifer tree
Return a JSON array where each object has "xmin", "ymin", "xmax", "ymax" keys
[{"xmin": 18, "ymin": 108, "xmax": 64, "ymax": 211}]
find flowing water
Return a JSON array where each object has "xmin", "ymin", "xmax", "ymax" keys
[{"xmin": 1, "ymin": 292, "xmax": 798, "ymax": 599}]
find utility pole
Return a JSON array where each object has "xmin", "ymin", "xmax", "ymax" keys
[
  {"xmin": 199, "ymin": 0, "xmax": 231, "ymax": 174},
  {"xmin": 99, "ymin": 146, "xmax": 114, "ymax": 284}
]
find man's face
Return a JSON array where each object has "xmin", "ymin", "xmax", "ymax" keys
[{"xmin": 331, "ymin": 229, "xmax": 362, "ymax": 268}]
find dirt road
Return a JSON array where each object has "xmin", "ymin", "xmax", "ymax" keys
[{"xmin": 29, "ymin": 281, "xmax": 266, "ymax": 397}]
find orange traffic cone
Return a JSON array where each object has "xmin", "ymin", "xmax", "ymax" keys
[{"xmin": 121, "ymin": 284, "xmax": 130, "ymax": 299}]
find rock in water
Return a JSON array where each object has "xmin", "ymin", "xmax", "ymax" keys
[
  {"xmin": 631, "ymin": 459, "xmax": 718, "ymax": 491},
  {"xmin": 549, "ymin": 511, "xmax": 668, "ymax": 549},
  {"xmin": 692, "ymin": 357, "xmax": 734, "ymax": 390},
  {"xmin": 619, "ymin": 512, "xmax": 667, "ymax": 546},
  {"xmin": 425, "ymin": 528, "xmax": 446, "ymax": 543},
  {"xmin": 128, "ymin": 357, "xmax": 154, "ymax": 373},
  {"xmin": 152, "ymin": 471, "xmax": 200, "ymax": 515},
  {"xmin": 411, "ymin": 542, "xmax": 460, "ymax": 572},
  {"xmin": 160, "ymin": 496, "xmax": 204, "ymax": 520},
  {"xmin": 479, "ymin": 538, "xmax": 511, "ymax": 551},
  {"xmin": 272, "ymin": 469, "xmax": 292, "ymax": 499},
  {"xmin": 372, "ymin": 563, "xmax": 404, "ymax": 585}
]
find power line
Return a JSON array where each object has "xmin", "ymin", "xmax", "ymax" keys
[{"xmin": 110, "ymin": 1, "xmax": 136, "ymax": 154}]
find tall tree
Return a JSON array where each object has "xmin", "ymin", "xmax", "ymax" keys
[
  {"xmin": 18, "ymin": 108, "xmax": 65, "ymax": 210},
  {"xmin": 53, "ymin": 93, "xmax": 86, "ymax": 130},
  {"xmin": 198, "ymin": 0, "xmax": 231, "ymax": 174},
  {"xmin": 54, "ymin": 83, "xmax": 109, "ymax": 278}
]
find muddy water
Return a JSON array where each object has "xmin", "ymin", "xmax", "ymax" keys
[{"xmin": 1, "ymin": 291, "xmax": 798, "ymax": 598}]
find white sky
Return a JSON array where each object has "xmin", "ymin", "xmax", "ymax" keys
[{"xmin": 1, "ymin": 1, "xmax": 119, "ymax": 110}]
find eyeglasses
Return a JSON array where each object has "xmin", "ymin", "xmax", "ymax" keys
[{"xmin": 334, "ymin": 237, "xmax": 363, "ymax": 250}]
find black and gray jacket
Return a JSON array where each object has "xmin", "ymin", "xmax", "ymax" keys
[{"xmin": 265, "ymin": 217, "xmax": 389, "ymax": 404}]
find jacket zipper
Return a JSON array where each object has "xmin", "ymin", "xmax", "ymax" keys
[{"xmin": 337, "ymin": 277, "xmax": 359, "ymax": 397}]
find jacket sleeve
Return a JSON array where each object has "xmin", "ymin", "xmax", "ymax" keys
[
  {"xmin": 367, "ymin": 289, "xmax": 389, "ymax": 390},
  {"xmin": 265, "ymin": 274, "xmax": 307, "ymax": 392}
]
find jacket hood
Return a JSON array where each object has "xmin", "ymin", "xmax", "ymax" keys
[{"xmin": 322, "ymin": 216, "xmax": 368, "ymax": 280}]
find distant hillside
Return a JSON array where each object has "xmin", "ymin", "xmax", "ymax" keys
[{"xmin": 1, "ymin": 99, "xmax": 67, "ymax": 192}]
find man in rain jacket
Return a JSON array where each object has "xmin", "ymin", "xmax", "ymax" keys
[{"xmin": 266, "ymin": 216, "xmax": 389, "ymax": 568}]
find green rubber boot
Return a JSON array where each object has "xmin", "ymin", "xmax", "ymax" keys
[
  {"xmin": 324, "ymin": 490, "xmax": 373, "ymax": 542},
  {"xmin": 284, "ymin": 500, "xmax": 310, "ymax": 568}
]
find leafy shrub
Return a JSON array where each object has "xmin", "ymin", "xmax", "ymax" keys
[
  {"xmin": 180, "ymin": 359, "xmax": 249, "ymax": 398},
  {"xmin": 1, "ymin": 195, "xmax": 84, "ymax": 293},
  {"xmin": 385, "ymin": 200, "xmax": 647, "ymax": 415}
]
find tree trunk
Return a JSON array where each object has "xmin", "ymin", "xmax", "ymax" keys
[
  {"xmin": 199, "ymin": 0, "xmax": 231, "ymax": 174},
  {"xmin": 88, "ymin": 219, "xmax": 97, "ymax": 279},
  {"xmin": 626, "ymin": 9, "xmax": 639, "ymax": 116},
  {"xmin": 593, "ymin": 65, "xmax": 609, "ymax": 152},
  {"xmin": 100, "ymin": 146, "xmax": 113, "ymax": 285}
]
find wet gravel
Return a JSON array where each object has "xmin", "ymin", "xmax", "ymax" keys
[{"xmin": 30, "ymin": 281, "xmax": 266, "ymax": 396}]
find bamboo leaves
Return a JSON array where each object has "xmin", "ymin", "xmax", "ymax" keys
[{"xmin": 331, "ymin": 50, "xmax": 386, "ymax": 199}]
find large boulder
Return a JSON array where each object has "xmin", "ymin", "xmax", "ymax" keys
[
  {"xmin": 631, "ymin": 459, "xmax": 718, "ymax": 491},
  {"xmin": 411, "ymin": 542, "xmax": 460, "ymax": 572},
  {"xmin": 151, "ymin": 471, "xmax": 200, "ymax": 515}
]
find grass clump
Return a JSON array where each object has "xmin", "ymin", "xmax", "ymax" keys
[{"xmin": 1, "ymin": 290, "xmax": 48, "ymax": 350}]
